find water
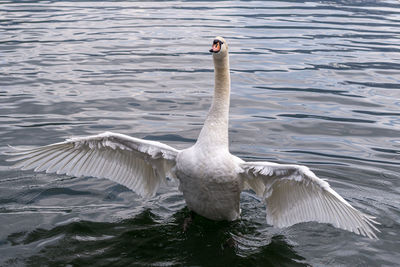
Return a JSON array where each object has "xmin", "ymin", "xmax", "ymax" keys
[{"xmin": 1, "ymin": 0, "xmax": 399, "ymax": 265}]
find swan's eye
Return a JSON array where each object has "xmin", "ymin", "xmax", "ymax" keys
[{"xmin": 209, "ymin": 40, "xmax": 224, "ymax": 53}]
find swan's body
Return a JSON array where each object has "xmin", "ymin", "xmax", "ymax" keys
[
  {"xmin": 177, "ymin": 146, "xmax": 243, "ymax": 221},
  {"xmin": 7, "ymin": 37, "xmax": 379, "ymax": 239}
]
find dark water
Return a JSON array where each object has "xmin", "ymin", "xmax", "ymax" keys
[{"xmin": 1, "ymin": 0, "xmax": 399, "ymax": 266}]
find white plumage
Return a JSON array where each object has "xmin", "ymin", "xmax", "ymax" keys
[
  {"xmin": 9, "ymin": 132, "xmax": 178, "ymax": 198},
  {"xmin": 6, "ymin": 36, "xmax": 379, "ymax": 239}
]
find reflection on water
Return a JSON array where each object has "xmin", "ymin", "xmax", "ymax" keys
[
  {"xmin": 7, "ymin": 209, "xmax": 307, "ymax": 266},
  {"xmin": 0, "ymin": 0, "xmax": 399, "ymax": 266}
]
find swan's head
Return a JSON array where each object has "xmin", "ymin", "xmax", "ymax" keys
[{"xmin": 209, "ymin": 36, "xmax": 228, "ymax": 57}]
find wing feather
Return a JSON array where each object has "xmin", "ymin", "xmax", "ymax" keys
[
  {"xmin": 57, "ymin": 149, "xmax": 79, "ymax": 174},
  {"xmin": 240, "ymin": 161, "xmax": 379, "ymax": 239},
  {"xmin": 6, "ymin": 132, "xmax": 180, "ymax": 198}
]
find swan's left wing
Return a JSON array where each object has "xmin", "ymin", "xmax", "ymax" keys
[
  {"xmin": 6, "ymin": 132, "xmax": 180, "ymax": 198},
  {"xmin": 240, "ymin": 161, "xmax": 379, "ymax": 239}
]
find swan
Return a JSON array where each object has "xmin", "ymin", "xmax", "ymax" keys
[{"xmin": 7, "ymin": 36, "xmax": 379, "ymax": 239}]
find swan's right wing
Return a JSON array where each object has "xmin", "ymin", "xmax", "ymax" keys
[
  {"xmin": 240, "ymin": 161, "xmax": 380, "ymax": 239},
  {"xmin": 6, "ymin": 132, "xmax": 180, "ymax": 197}
]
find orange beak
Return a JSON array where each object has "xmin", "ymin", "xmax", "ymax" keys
[{"xmin": 210, "ymin": 41, "xmax": 221, "ymax": 53}]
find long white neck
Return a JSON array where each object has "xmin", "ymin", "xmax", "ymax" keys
[{"xmin": 196, "ymin": 53, "xmax": 230, "ymax": 150}]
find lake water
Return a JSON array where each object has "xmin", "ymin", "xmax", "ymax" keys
[{"xmin": 1, "ymin": 0, "xmax": 400, "ymax": 266}]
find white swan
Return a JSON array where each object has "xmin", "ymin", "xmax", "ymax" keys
[{"xmin": 7, "ymin": 36, "xmax": 379, "ymax": 239}]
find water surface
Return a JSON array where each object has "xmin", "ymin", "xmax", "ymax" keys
[{"xmin": 1, "ymin": 0, "xmax": 400, "ymax": 266}]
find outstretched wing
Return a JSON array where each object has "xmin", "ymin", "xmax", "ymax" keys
[
  {"xmin": 240, "ymin": 161, "xmax": 379, "ymax": 239},
  {"xmin": 6, "ymin": 132, "xmax": 180, "ymax": 197}
]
